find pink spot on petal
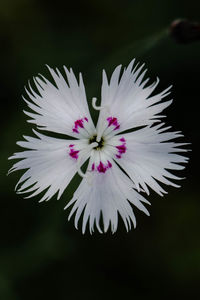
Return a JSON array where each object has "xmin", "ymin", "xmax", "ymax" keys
[
  {"xmin": 97, "ymin": 161, "xmax": 107, "ymax": 173},
  {"xmin": 107, "ymin": 160, "xmax": 112, "ymax": 168},
  {"xmin": 92, "ymin": 163, "xmax": 95, "ymax": 171},
  {"xmin": 72, "ymin": 117, "xmax": 88, "ymax": 134},
  {"xmin": 115, "ymin": 137, "xmax": 127, "ymax": 159},
  {"xmin": 114, "ymin": 124, "xmax": 120, "ymax": 130},
  {"xmin": 116, "ymin": 144, "xmax": 126, "ymax": 154},
  {"xmin": 107, "ymin": 116, "xmax": 120, "ymax": 130},
  {"xmin": 75, "ymin": 119, "xmax": 84, "ymax": 128},
  {"xmin": 69, "ymin": 149, "xmax": 79, "ymax": 160},
  {"xmin": 107, "ymin": 117, "xmax": 116, "ymax": 126},
  {"xmin": 73, "ymin": 128, "xmax": 79, "ymax": 133},
  {"xmin": 97, "ymin": 160, "xmax": 112, "ymax": 173},
  {"xmin": 68, "ymin": 144, "xmax": 79, "ymax": 160}
]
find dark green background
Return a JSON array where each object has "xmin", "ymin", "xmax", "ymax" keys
[{"xmin": 0, "ymin": 0, "xmax": 199, "ymax": 299}]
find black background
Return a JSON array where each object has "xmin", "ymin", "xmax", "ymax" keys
[{"xmin": 0, "ymin": 0, "xmax": 199, "ymax": 299}]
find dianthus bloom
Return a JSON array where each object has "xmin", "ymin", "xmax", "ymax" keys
[{"xmin": 9, "ymin": 60, "xmax": 188, "ymax": 233}]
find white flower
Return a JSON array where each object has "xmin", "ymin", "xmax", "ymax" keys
[{"xmin": 9, "ymin": 59, "xmax": 188, "ymax": 234}]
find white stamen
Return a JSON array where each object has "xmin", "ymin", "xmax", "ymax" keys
[
  {"xmin": 96, "ymin": 120, "xmax": 107, "ymax": 142},
  {"xmin": 92, "ymin": 97, "xmax": 104, "ymax": 110},
  {"xmin": 77, "ymin": 142, "xmax": 98, "ymax": 178},
  {"xmin": 92, "ymin": 97, "xmax": 111, "ymax": 142},
  {"xmin": 96, "ymin": 134, "xmax": 101, "ymax": 143},
  {"xmin": 92, "ymin": 97, "xmax": 110, "ymax": 113}
]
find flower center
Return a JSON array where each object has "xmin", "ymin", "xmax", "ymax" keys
[{"xmin": 89, "ymin": 135, "xmax": 104, "ymax": 150}]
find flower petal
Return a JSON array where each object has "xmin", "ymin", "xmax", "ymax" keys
[
  {"xmin": 65, "ymin": 161, "xmax": 150, "ymax": 234},
  {"xmin": 8, "ymin": 131, "xmax": 89, "ymax": 202},
  {"xmin": 112, "ymin": 124, "xmax": 189, "ymax": 195},
  {"xmin": 98, "ymin": 59, "xmax": 172, "ymax": 135},
  {"xmin": 23, "ymin": 66, "xmax": 96, "ymax": 138}
]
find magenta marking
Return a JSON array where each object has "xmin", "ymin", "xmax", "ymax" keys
[
  {"xmin": 114, "ymin": 124, "xmax": 120, "ymax": 130},
  {"xmin": 96, "ymin": 160, "xmax": 112, "ymax": 173},
  {"xmin": 72, "ymin": 117, "xmax": 88, "ymax": 133},
  {"xmin": 69, "ymin": 149, "xmax": 79, "ymax": 160},
  {"xmin": 68, "ymin": 144, "xmax": 79, "ymax": 160},
  {"xmin": 119, "ymin": 137, "xmax": 125, "ymax": 142},
  {"xmin": 115, "ymin": 137, "xmax": 126, "ymax": 159},
  {"xmin": 116, "ymin": 144, "xmax": 126, "ymax": 154},
  {"xmin": 72, "ymin": 128, "xmax": 79, "ymax": 133},
  {"xmin": 107, "ymin": 117, "xmax": 120, "ymax": 130},
  {"xmin": 75, "ymin": 119, "xmax": 84, "ymax": 128},
  {"xmin": 97, "ymin": 161, "xmax": 106, "ymax": 173},
  {"xmin": 107, "ymin": 160, "xmax": 112, "ymax": 168},
  {"xmin": 92, "ymin": 163, "xmax": 95, "ymax": 171}
]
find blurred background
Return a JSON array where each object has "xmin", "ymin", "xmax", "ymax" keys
[{"xmin": 0, "ymin": 0, "xmax": 199, "ymax": 299}]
